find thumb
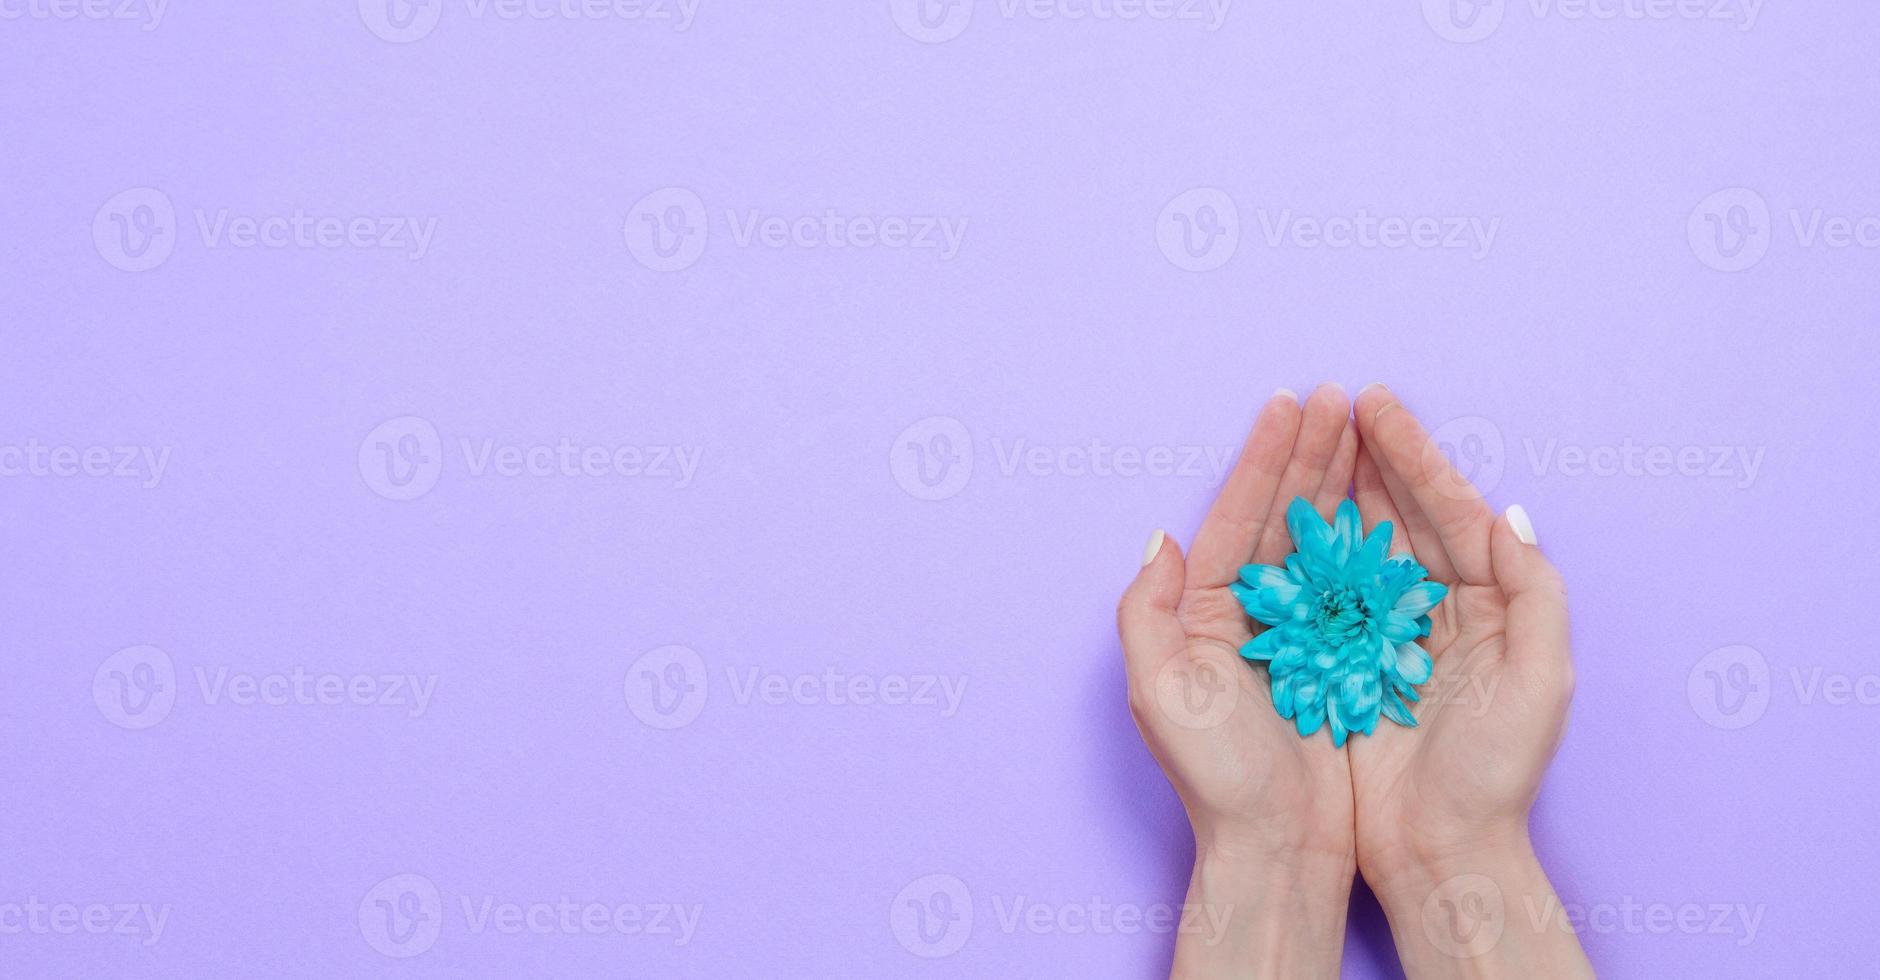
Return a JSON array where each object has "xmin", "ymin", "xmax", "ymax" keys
[
  {"xmin": 1118, "ymin": 529, "xmax": 1188, "ymax": 692},
  {"xmin": 1489, "ymin": 505, "xmax": 1571, "ymax": 681}
]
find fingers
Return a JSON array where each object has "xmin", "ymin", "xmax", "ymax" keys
[
  {"xmin": 1186, "ymin": 392, "xmax": 1302, "ymax": 588},
  {"xmin": 1354, "ymin": 384, "xmax": 1496, "ymax": 585},
  {"xmin": 1119, "ymin": 530, "xmax": 1190, "ymax": 691},
  {"xmin": 1489, "ymin": 506, "xmax": 1572, "ymax": 684},
  {"xmin": 1309, "ymin": 414, "xmax": 1359, "ymax": 520},
  {"xmin": 1356, "ymin": 429, "xmax": 1453, "ymax": 578},
  {"xmin": 1352, "ymin": 450, "xmax": 1413, "ymax": 557},
  {"xmin": 1252, "ymin": 383, "xmax": 1350, "ymax": 564}
]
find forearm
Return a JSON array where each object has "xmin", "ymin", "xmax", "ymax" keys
[
  {"xmin": 1169, "ymin": 846, "xmax": 1352, "ymax": 980},
  {"xmin": 1370, "ymin": 836, "xmax": 1593, "ymax": 980}
]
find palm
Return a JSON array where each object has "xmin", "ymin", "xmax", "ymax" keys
[
  {"xmin": 1121, "ymin": 385, "xmax": 1360, "ymax": 859},
  {"xmin": 1169, "ymin": 582, "xmax": 1353, "ymax": 850},
  {"xmin": 1346, "ymin": 386, "xmax": 1574, "ymax": 873}
]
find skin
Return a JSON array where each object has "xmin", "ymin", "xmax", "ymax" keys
[{"xmin": 1118, "ymin": 383, "xmax": 1593, "ymax": 979}]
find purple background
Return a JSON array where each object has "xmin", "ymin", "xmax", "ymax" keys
[{"xmin": 4, "ymin": 0, "xmax": 1877, "ymax": 976}]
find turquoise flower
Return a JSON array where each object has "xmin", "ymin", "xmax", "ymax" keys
[{"xmin": 1230, "ymin": 498, "xmax": 1448, "ymax": 746}]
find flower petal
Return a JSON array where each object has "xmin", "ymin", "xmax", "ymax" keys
[
  {"xmin": 1286, "ymin": 496, "xmax": 1332, "ymax": 556},
  {"xmin": 1294, "ymin": 698, "xmax": 1325, "ymax": 737},
  {"xmin": 1393, "ymin": 642, "xmax": 1433, "ymax": 685},
  {"xmin": 1239, "ymin": 563, "xmax": 1296, "ymax": 590},
  {"xmin": 1381, "ymin": 690, "xmax": 1417, "ymax": 728},
  {"xmin": 1326, "ymin": 700, "xmax": 1349, "ymax": 747},
  {"xmin": 1240, "ymin": 630, "xmax": 1285, "ymax": 662},
  {"xmin": 1333, "ymin": 499, "xmax": 1364, "ymax": 557},
  {"xmin": 1392, "ymin": 581, "xmax": 1448, "ymax": 619},
  {"xmin": 1381, "ymin": 614, "xmax": 1423, "ymax": 643},
  {"xmin": 1347, "ymin": 521, "xmax": 1393, "ymax": 584}
]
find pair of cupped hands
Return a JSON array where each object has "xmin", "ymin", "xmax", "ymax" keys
[{"xmin": 1118, "ymin": 384, "xmax": 1594, "ymax": 979}]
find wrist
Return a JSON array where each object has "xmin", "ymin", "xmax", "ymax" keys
[
  {"xmin": 1170, "ymin": 844, "xmax": 1353, "ymax": 979},
  {"xmin": 1360, "ymin": 819, "xmax": 1532, "ymax": 899},
  {"xmin": 1366, "ymin": 834, "xmax": 1594, "ymax": 980}
]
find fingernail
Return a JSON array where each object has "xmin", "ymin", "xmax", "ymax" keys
[
  {"xmin": 1506, "ymin": 505, "xmax": 1537, "ymax": 546},
  {"xmin": 1319, "ymin": 381, "xmax": 1346, "ymax": 394},
  {"xmin": 1358, "ymin": 382, "xmax": 1389, "ymax": 398},
  {"xmin": 1142, "ymin": 529, "xmax": 1166, "ymax": 566},
  {"xmin": 1273, "ymin": 387, "xmax": 1299, "ymax": 403}
]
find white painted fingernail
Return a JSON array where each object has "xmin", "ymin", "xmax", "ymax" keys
[
  {"xmin": 1273, "ymin": 387, "xmax": 1298, "ymax": 403},
  {"xmin": 1143, "ymin": 529, "xmax": 1166, "ymax": 566},
  {"xmin": 1506, "ymin": 505, "xmax": 1537, "ymax": 546}
]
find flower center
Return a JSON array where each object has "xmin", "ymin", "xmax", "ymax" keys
[{"xmin": 1312, "ymin": 586, "xmax": 1372, "ymax": 643}]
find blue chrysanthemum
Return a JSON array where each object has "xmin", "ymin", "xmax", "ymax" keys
[{"xmin": 1229, "ymin": 497, "xmax": 1449, "ymax": 747}]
